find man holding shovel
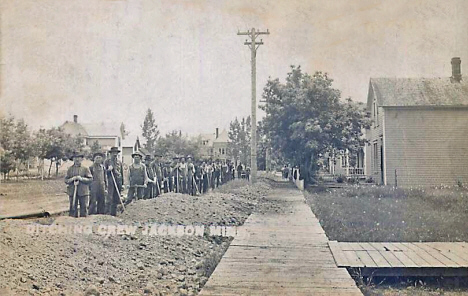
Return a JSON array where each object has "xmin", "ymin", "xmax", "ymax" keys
[
  {"xmin": 104, "ymin": 147, "xmax": 124, "ymax": 216},
  {"xmin": 89, "ymin": 152, "xmax": 107, "ymax": 215},
  {"xmin": 65, "ymin": 152, "xmax": 93, "ymax": 218},
  {"xmin": 126, "ymin": 151, "xmax": 148, "ymax": 204}
]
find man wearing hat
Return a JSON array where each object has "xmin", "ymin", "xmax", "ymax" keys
[
  {"xmin": 104, "ymin": 147, "xmax": 124, "ymax": 216},
  {"xmin": 65, "ymin": 152, "xmax": 93, "ymax": 217},
  {"xmin": 186, "ymin": 155, "xmax": 195, "ymax": 195},
  {"xmin": 151, "ymin": 155, "xmax": 163, "ymax": 197},
  {"xmin": 144, "ymin": 154, "xmax": 156, "ymax": 199},
  {"xmin": 162, "ymin": 160, "xmax": 172, "ymax": 193},
  {"xmin": 89, "ymin": 152, "xmax": 108, "ymax": 215},
  {"xmin": 126, "ymin": 151, "xmax": 148, "ymax": 204},
  {"xmin": 178, "ymin": 157, "xmax": 188, "ymax": 194},
  {"xmin": 171, "ymin": 156, "xmax": 180, "ymax": 193}
]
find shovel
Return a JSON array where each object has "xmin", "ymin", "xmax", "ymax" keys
[
  {"xmin": 71, "ymin": 180, "xmax": 79, "ymax": 217},
  {"xmin": 110, "ymin": 171, "xmax": 126, "ymax": 212}
]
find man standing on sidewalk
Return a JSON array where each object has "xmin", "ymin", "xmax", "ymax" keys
[
  {"xmin": 89, "ymin": 152, "xmax": 107, "ymax": 215},
  {"xmin": 104, "ymin": 147, "xmax": 124, "ymax": 216},
  {"xmin": 65, "ymin": 152, "xmax": 93, "ymax": 218}
]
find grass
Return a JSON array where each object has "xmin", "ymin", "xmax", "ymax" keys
[{"xmin": 304, "ymin": 185, "xmax": 468, "ymax": 242}]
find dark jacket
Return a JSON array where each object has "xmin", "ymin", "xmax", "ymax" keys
[{"xmin": 65, "ymin": 164, "xmax": 93, "ymax": 196}]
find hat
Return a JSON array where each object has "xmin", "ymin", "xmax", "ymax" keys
[
  {"xmin": 93, "ymin": 152, "xmax": 105, "ymax": 159},
  {"xmin": 144, "ymin": 154, "xmax": 153, "ymax": 161},
  {"xmin": 70, "ymin": 151, "xmax": 84, "ymax": 160},
  {"xmin": 186, "ymin": 155, "xmax": 192, "ymax": 159},
  {"xmin": 172, "ymin": 156, "xmax": 179, "ymax": 160},
  {"xmin": 132, "ymin": 151, "xmax": 144, "ymax": 158},
  {"xmin": 109, "ymin": 147, "xmax": 121, "ymax": 153}
]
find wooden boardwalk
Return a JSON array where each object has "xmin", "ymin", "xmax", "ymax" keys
[
  {"xmin": 329, "ymin": 241, "xmax": 468, "ymax": 276},
  {"xmin": 200, "ymin": 185, "xmax": 362, "ymax": 296}
]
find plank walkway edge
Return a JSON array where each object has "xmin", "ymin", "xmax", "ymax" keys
[
  {"xmin": 329, "ymin": 241, "xmax": 468, "ymax": 276},
  {"xmin": 200, "ymin": 184, "xmax": 362, "ymax": 295}
]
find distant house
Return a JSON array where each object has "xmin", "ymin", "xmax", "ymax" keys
[
  {"xmin": 199, "ymin": 132, "xmax": 216, "ymax": 159},
  {"xmin": 60, "ymin": 115, "xmax": 122, "ymax": 152},
  {"xmin": 326, "ymin": 149, "xmax": 365, "ymax": 178},
  {"xmin": 365, "ymin": 57, "xmax": 468, "ymax": 187},
  {"xmin": 213, "ymin": 129, "xmax": 229, "ymax": 161},
  {"xmin": 199, "ymin": 128, "xmax": 230, "ymax": 161}
]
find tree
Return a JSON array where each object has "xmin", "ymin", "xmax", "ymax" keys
[
  {"xmin": 0, "ymin": 116, "xmax": 15, "ymax": 152},
  {"xmin": 141, "ymin": 108, "xmax": 159, "ymax": 154},
  {"xmin": 36, "ymin": 127, "xmax": 82, "ymax": 178},
  {"xmin": 156, "ymin": 130, "xmax": 201, "ymax": 160},
  {"xmin": 1, "ymin": 116, "xmax": 34, "ymax": 179},
  {"xmin": 239, "ymin": 116, "xmax": 251, "ymax": 166},
  {"xmin": 89, "ymin": 140, "xmax": 102, "ymax": 156},
  {"xmin": 260, "ymin": 66, "xmax": 369, "ymax": 184},
  {"xmin": 0, "ymin": 151, "xmax": 15, "ymax": 180},
  {"xmin": 34, "ymin": 128, "xmax": 52, "ymax": 180},
  {"xmin": 227, "ymin": 118, "xmax": 241, "ymax": 165}
]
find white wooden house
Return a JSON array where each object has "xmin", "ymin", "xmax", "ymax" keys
[{"xmin": 365, "ymin": 57, "xmax": 468, "ymax": 187}]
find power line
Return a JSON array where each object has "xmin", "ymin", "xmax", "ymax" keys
[{"xmin": 237, "ymin": 28, "xmax": 269, "ymax": 184}]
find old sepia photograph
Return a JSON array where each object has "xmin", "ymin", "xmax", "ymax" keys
[{"xmin": 1, "ymin": 0, "xmax": 468, "ymax": 295}]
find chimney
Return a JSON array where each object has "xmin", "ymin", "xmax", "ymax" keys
[
  {"xmin": 216, "ymin": 128, "xmax": 219, "ymax": 139},
  {"xmin": 451, "ymin": 57, "xmax": 462, "ymax": 82},
  {"xmin": 73, "ymin": 115, "xmax": 78, "ymax": 123}
]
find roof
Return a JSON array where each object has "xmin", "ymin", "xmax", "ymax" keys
[
  {"xmin": 213, "ymin": 129, "xmax": 229, "ymax": 143},
  {"xmin": 81, "ymin": 122, "xmax": 120, "ymax": 137},
  {"xmin": 60, "ymin": 121, "xmax": 88, "ymax": 136},
  {"xmin": 198, "ymin": 133, "xmax": 216, "ymax": 147},
  {"xmin": 200, "ymin": 133, "xmax": 216, "ymax": 142},
  {"xmin": 122, "ymin": 134, "xmax": 138, "ymax": 148},
  {"xmin": 368, "ymin": 77, "xmax": 468, "ymax": 109}
]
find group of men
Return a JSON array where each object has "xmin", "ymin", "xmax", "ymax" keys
[
  {"xmin": 65, "ymin": 147, "xmax": 124, "ymax": 217},
  {"xmin": 65, "ymin": 146, "xmax": 250, "ymax": 218}
]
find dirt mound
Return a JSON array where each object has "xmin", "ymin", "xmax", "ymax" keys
[{"xmin": 0, "ymin": 180, "xmax": 273, "ymax": 295}]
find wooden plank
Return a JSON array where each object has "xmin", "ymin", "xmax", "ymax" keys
[
  {"xmin": 380, "ymin": 242, "xmax": 400, "ymax": 252},
  {"xmin": 391, "ymin": 250, "xmax": 418, "ymax": 268},
  {"xmin": 359, "ymin": 242, "xmax": 379, "ymax": 251},
  {"xmin": 355, "ymin": 251, "xmax": 378, "ymax": 267},
  {"xmin": 375, "ymin": 249, "xmax": 404, "ymax": 267},
  {"xmin": 414, "ymin": 243, "xmax": 460, "ymax": 267},
  {"xmin": 200, "ymin": 187, "xmax": 363, "ymax": 296},
  {"xmin": 343, "ymin": 250, "xmax": 365, "ymax": 267},
  {"xmin": 406, "ymin": 243, "xmax": 446, "ymax": 267},
  {"xmin": 429, "ymin": 243, "xmax": 468, "ymax": 265},
  {"xmin": 367, "ymin": 242, "xmax": 387, "ymax": 252},
  {"xmin": 393, "ymin": 244, "xmax": 431, "ymax": 267},
  {"xmin": 367, "ymin": 250, "xmax": 392, "ymax": 267},
  {"xmin": 348, "ymin": 243, "xmax": 365, "ymax": 251},
  {"xmin": 329, "ymin": 241, "xmax": 349, "ymax": 267}
]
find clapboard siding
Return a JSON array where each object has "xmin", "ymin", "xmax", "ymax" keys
[
  {"xmin": 384, "ymin": 107, "xmax": 468, "ymax": 187},
  {"xmin": 365, "ymin": 97, "xmax": 385, "ymax": 184}
]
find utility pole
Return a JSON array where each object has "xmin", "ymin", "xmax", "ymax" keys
[{"xmin": 237, "ymin": 28, "xmax": 269, "ymax": 184}]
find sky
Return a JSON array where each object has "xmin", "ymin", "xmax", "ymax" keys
[{"xmin": 1, "ymin": 0, "xmax": 467, "ymax": 138}]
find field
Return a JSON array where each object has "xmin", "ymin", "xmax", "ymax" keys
[{"xmin": 0, "ymin": 179, "xmax": 67, "ymax": 218}]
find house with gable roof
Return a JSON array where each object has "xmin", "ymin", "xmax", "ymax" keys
[{"xmin": 365, "ymin": 57, "xmax": 468, "ymax": 187}]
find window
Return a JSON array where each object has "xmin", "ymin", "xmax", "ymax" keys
[
  {"xmin": 373, "ymin": 142, "xmax": 378, "ymax": 172},
  {"xmin": 222, "ymin": 148, "xmax": 225, "ymax": 155},
  {"xmin": 373, "ymin": 99, "xmax": 379, "ymax": 128}
]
